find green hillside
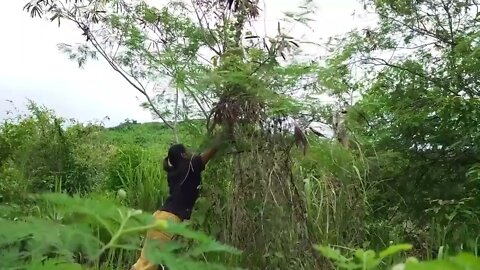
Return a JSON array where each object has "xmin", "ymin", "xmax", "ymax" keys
[{"xmin": 103, "ymin": 120, "xmax": 205, "ymax": 151}]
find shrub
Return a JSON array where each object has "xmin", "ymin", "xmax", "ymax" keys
[{"xmin": 0, "ymin": 101, "xmax": 105, "ymax": 195}]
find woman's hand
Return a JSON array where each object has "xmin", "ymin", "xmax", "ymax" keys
[{"xmin": 200, "ymin": 130, "xmax": 232, "ymax": 165}]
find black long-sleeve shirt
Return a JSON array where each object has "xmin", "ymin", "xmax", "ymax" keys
[{"xmin": 161, "ymin": 155, "xmax": 205, "ymax": 220}]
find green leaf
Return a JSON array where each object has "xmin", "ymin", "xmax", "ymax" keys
[
  {"xmin": 25, "ymin": 259, "xmax": 83, "ymax": 270},
  {"xmin": 449, "ymin": 253, "xmax": 480, "ymax": 268},
  {"xmin": 378, "ymin": 244, "xmax": 412, "ymax": 259},
  {"xmin": 313, "ymin": 245, "xmax": 350, "ymax": 264}
]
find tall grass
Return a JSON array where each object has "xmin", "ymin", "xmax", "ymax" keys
[
  {"xmin": 183, "ymin": 135, "xmax": 373, "ymax": 270},
  {"xmin": 295, "ymin": 138, "xmax": 369, "ymax": 248},
  {"xmin": 109, "ymin": 148, "xmax": 168, "ymax": 212}
]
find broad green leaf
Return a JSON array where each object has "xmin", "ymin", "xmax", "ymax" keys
[{"xmin": 379, "ymin": 244, "xmax": 413, "ymax": 259}]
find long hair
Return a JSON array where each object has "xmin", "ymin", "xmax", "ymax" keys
[
  {"xmin": 166, "ymin": 144, "xmax": 186, "ymax": 167},
  {"xmin": 163, "ymin": 144, "xmax": 192, "ymax": 185}
]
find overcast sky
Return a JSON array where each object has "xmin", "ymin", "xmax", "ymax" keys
[{"xmin": 0, "ymin": 0, "xmax": 375, "ymax": 127}]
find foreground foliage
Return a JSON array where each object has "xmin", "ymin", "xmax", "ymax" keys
[
  {"xmin": 0, "ymin": 192, "xmax": 241, "ymax": 270},
  {"xmin": 317, "ymin": 244, "xmax": 480, "ymax": 270}
]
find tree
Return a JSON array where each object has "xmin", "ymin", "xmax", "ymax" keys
[
  {"xmin": 24, "ymin": 0, "xmax": 322, "ymax": 136},
  {"xmin": 24, "ymin": 0, "xmax": 328, "ymax": 268},
  {"xmin": 318, "ymin": 0, "xmax": 480, "ymax": 252}
]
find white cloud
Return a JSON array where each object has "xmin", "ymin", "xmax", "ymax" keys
[{"xmin": 0, "ymin": 0, "xmax": 374, "ymax": 127}]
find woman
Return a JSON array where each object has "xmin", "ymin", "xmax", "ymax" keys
[{"xmin": 131, "ymin": 139, "xmax": 222, "ymax": 270}]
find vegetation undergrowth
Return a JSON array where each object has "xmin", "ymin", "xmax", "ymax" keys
[{"xmin": 2, "ymin": 102, "xmax": 479, "ymax": 269}]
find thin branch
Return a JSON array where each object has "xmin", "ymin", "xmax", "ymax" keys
[
  {"xmin": 149, "ymin": 42, "xmax": 210, "ymax": 120},
  {"xmin": 360, "ymin": 56, "xmax": 462, "ymax": 96},
  {"xmin": 183, "ymin": 85, "xmax": 209, "ymax": 119},
  {"xmin": 174, "ymin": 85, "xmax": 180, "ymax": 143},
  {"xmin": 394, "ymin": 42, "xmax": 437, "ymax": 50},
  {"xmin": 190, "ymin": 0, "xmax": 222, "ymax": 55},
  {"xmin": 79, "ymin": 22, "xmax": 174, "ymax": 129},
  {"xmin": 378, "ymin": 11, "xmax": 454, "ymax": 46}
]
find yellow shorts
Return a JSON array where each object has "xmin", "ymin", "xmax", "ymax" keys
[{"xmin": 131, "ymin": 210, "xmax": 181, "ymax": 270}]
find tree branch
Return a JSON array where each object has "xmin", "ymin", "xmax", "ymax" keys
[
  {"xmin": 361, "ymin": 56, "xmax": 462, "ymax": 96},
  {"xmin": 78, "ymin": 21, "xmax": 174, "ymax": 129},
  {"xmin": 190, "ymin": 0, "xmax": 222, "ymax": 56},
  {"xmin": 174, "ymin": 85, "xmax": 179, "ymax": 143}
]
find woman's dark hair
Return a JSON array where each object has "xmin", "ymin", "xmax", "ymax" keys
[{"xmin": 163, "ymin": 144, "xmax": 187, "ymax": 171}]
